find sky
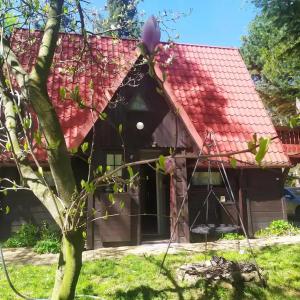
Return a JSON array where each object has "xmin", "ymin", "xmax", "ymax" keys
[{"xmin": 91, "ymin": 0, "xmax": 258, "ymax": 48}]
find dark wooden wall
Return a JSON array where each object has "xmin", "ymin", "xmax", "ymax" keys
[
  {"xmin": 0, "ymin": 157, "xmax": 88, "ymax": 241},
  {"xmin": 243, "ymin": 168, "xmax": 286, "ymax": 236},
  {"xmin": 0, "ymin": 168, "xmax": 55, "ymax": 240}
]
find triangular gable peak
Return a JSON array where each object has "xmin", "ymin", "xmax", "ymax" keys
[
  {"xmin": 83, "ymin": 66, "xmax": 195, "ymax": 152},
  {"xmin": 154, "ymin": 43, "xmax": 290, "ymax": 167},
  {"xmin": 10, "ymin": 30, "xmax": 289, "ymax": 167}
]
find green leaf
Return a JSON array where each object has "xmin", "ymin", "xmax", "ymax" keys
[
  {"xmin": 59, "ymin": 86, "xmax": 67, "ymax": 100},
  {"xmin": 89, "ymin": 80, "xmax": 94, "ymax": 90},
  {"xmin": 108, "ymin": 193, "xmax": 115, "ymax": 204},
  {"xmin": 81, "ymin": 142, "xmax": 89, "ymax": 153},
  {"xmin": 97, "ymin": 165, "xmax": 103, "ymax": 174},
  {"xmin": 23, "ymin": 141, "xmax": 29, "ymax": 152},
  {"xmin": 118, "ymin": 124, "xmax": 123, "ymax": 135},
  {"xmin": 81, "ymin": 179, "xmax": 86, "ymax": 189},
  {"xmin": 38, "ymin": 167, "xmax": 43, "ymax": 176},
  {"xmin": 255, "ymin": 137, "xmax": 270, "ymax": 165},
  {"xmin": 69, "ymin": 148, "xmax": 78, "ymax": 154},
  {"xmin": 5, "ymin": 142, "xmax": 11, "ymax": 151},
  {"xmin": 247, "ymin": 141, "xmax": 257, "ymax": 155},
  {"xmin": 120, "ymin": 201, "xmax": 125, "ymax": 209},
  {"xmin": 127, "ymin": 166, "xmax": 134, "ymax": 178},
  {"xmin": 99, "ymin": 112, "xmax": 107, "ymax": 121},
  {"xmin": 70, "ymin": 85, "xmax": 82, "ymax": 103},
  {"xmin": 158, "ymin": 155, "xmax": 165, "ymax": 171},
  {"xmin": 289, "ymin": 115, "xmax": 300, "ymax": 128},
  {"xmin": 34, "ymin": 130, "xmax": 42, "ymax": 145},
  {"xmin": 23, "ymin": 117, "xmax": 32, "ymax": 129},
  {"xmin": 5, "ymin": 206, "xmax": 10, "ymax": 214},
  {"xmin": 155, "ymin": 87, "xmax": 164, "ymax": 96},
  {"xmin": 230, "ymin": 158, "xmax": 237, "ymax": 168},
  {"xmin": 113, "ymin": 183, "xmax": 118, "ymax": 193}
]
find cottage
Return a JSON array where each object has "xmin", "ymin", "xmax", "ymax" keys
[{"xmin": 0, "ymin": 30, "xmax": 291, "ymax": 248}]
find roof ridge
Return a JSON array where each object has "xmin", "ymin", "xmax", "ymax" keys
[{"xmin": 160, "ymin": 40, "xmax": 239, "ymax": 50}]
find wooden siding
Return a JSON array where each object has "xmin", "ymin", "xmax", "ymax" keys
[
  {"xmin": 243, "ymin": 169, "xmax": 286, "ymax": 236},
  {"xmin": 89, "ymin": 190, "xmax": 139, "ymax": 248}
]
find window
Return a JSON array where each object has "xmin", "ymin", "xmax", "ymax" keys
[
  {"xmin": 191, "ymin": 172, "xmax": 223, "ymax": 186},
  {"xmin": 106, "ymin": 153, "xmax": 122, "ymax": 176}
]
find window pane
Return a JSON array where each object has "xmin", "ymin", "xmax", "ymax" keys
[
  {"xmin": 192, "ymin": 172, "xmax": 222, "ymax": 186},
  {"xmin": 115, "ymin": 154, "xmax": 122, "ymax": 166},
  {"xmin": 106, "ymin": 154, "xmax": 114, "ymax": 165}
]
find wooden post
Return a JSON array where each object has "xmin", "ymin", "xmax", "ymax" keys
[
  {"xmin": 238, "ymin": 169, "xmax": 246, "ymax": 231},
  {"xmin": 170, "ymin": 153, "xmax": 190, "ymax": 243},
  {"xmin": 246, "ymin": 197, "xmax": 254, "ymax": 237}
]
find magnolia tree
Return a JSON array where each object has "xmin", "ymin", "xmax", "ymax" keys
[
  {"xmin": 0, "ymin": 2, "xmax": 175, "ymax": 299},
  {"xmin": 0, "ymin": 1, "xmax": 269, "ymax": 299}
]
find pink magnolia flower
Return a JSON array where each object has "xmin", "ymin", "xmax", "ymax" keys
[
  {"xmin": 141, "ymin": 16, "xmax": 161, "ymax": 53},
  {"xmin": 165, "ymin": 157, "xmax": 175, "ymax": 175}
]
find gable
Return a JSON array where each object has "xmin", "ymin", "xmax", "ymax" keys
[
  {"xmin": 85, "ymin": 72, "xmax": 194, "ymax": 150},
  {"xmin": 154, "ymin": 43, "xmax": 290, "ymax": 167}
]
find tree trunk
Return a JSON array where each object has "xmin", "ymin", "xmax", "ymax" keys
[{"xmin": 51, "ymin": 230, "xmax": 84, "ymax": 300}]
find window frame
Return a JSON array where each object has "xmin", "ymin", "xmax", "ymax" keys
[{"xmin": 105, "ymin": 152, "xmax": 123, "ymax": 177}]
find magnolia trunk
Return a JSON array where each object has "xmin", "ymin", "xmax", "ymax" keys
[{"xmin": 51, "ymin": 230, "xmax": 84, "ymax": 300}]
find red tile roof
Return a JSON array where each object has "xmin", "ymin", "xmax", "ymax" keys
[
  {"xmin": 11, "ymin": 29, "xmax": 138, "ymax": 150},
  {"xmin": 8, "ymin": 30, "xmax": 289, "ymax": 167},
  {"xmin": 154, "ymin": 43, "xmax": 290, "ymax": 167}
]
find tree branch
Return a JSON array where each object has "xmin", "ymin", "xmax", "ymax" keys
[
  {"xmin": 30, "ymin": 0, "xmax": 64, "ymax": 87},
  {"xmin": 2, "ymin": 37, "xmax": 28, "ymax": 98},
  {"xmin": 0, "ymin": 65, "xmax": 65, "ymax": 228}
]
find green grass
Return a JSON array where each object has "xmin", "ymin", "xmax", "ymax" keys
[{"xmin": 1, "ymin": 244, "xmax": 300, "ymax": 299}]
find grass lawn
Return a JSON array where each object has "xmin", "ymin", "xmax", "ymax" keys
[{"xmin": 1, "ymin": 243, "xmax": 300, "ymax": 299}]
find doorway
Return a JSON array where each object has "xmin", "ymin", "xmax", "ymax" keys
[{"xmin": 140, "ymin": 162, "xmax": 170, "ymax": 241}]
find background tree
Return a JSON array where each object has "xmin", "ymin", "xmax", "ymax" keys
[
  {"xmin": 241, "ymin": 0, "xmax": 300, "ymax": 124},
  {"xmin": 94, "ymin": 0, "xmax": 142, "ymax": 38}
]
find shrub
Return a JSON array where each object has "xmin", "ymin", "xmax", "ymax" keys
[
  {"xmin": 255, "ymin": 220, "xmax": 300, "ymax": 237},
  {"xmin": 3, "ymin": 222, "xmax": 61, "ymax": 253},
  {"xmin": 39, "ymin": 222, "xmax": 61, "ymax": 241},
  {"xmin": 220, "ymin": 233, "xmax": 245, "ymax": 240},
  {"xmin": 3, "ymin": 223, "xmax": 39, "ymax": 247},
  {"xmin": 33, "ymin": 239, "xmax": 61, "ymax": 254}
]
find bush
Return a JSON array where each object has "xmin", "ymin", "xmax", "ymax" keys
[
  {"xmin": 33, "ymin": 239, "xmax": 61, "ymax": 254},
  {"xmin": 255, "ymin": 220, "xmax": 300, "ymax": 237},
  {"xmin": 39, "ymin": 222, "xmax": 61, "ymax": 241},
  {"xmin": 3, "ymin": 222, "xmax": 61, "ymax": 253},
  {"xmin": 220, "ymin": 233, "xmax": 245, "ymax": 240},
  {"xmin": 3, "ymin": 223, "xmax": 39, "ymax": 247}
]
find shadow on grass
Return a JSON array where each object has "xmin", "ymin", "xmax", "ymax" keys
[
  {"xmin": 114, "ymin": 255, "xmax": 256, "ymax": 300},
  {"xmin": 81, "ymin": 245, "xmax": 300, "ymax": 300}
]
